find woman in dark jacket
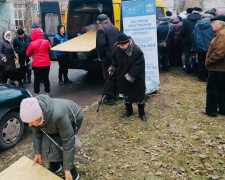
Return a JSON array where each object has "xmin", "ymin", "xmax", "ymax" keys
[
  {"xmin": 0, "ymin": 31, "xmax": 16, "ymax": 83},
  {"xmin": 109, "ymin": 33, "xmax": 147, "ymax": 122},
  {"xmin": 169, "ymin": 17, "xmax": 183, "ymax": 67},
  {"xmin": 20, "ymin": 94, "xmax": 83, "ymax": 180}
]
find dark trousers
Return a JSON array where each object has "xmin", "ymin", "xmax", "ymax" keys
[
  {"xmin": 102, "ymin": 59, "xmax": 117, "ymax": 97},
  {"xmin": 206, "ymin": 71, "xmax": 225, "ymax": 116},
  {"xmin": 33, "ymin": 66, "xmax": 50, "ymax": 94},
  {"xmin": 19, "ymin": 55, "xmax": 31, "ymax": 79},
  {"xmin": 57, "ymin": 54, "xmax": 69, "ymax": 81},
  {"xmin": 158, "ymin": 48, "xmax": 170, "ymax": 71},
  {"xmin": 0, "ymin": 67, "xmax": 7, "ymax": 83},
  {"xmin": 197, "ymin": 52, "xmax": 207, "ymax": 81},
  {"xmin": 184, "ymin": 45, "xmax": 192, "ymax": 74},
  {"xmin": 170, "ymin": 46, "xmax": 182, "ymax": 67}
]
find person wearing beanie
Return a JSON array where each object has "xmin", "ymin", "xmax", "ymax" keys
[
  {"xmin": 192, "ymin": 10, "xmax": 215, "ymax": 82},
  {"xmin": 108, "ymin": 33, "xmax": 147, "ymax": 122},
  {"xmin": 179, "ymin": 6, "xmax": 202, "ymax": 74},
  {"xmin": 20, "ymin": 94, "xmax": 83, "ymax": 180},
  {"xmin": 26, "ymin": 28, "xmax": 51, "ymax": 95},
  {"xmin": 187, "ymin": 8, "xmax": 193, "ymax": 15},
  {"xmin": 53, "ymin": 24, "xmax": 72, "ymax": 85},
  {"xmin": 96, "ymin": 14, "xmax": 119, "ymax": 105},
  {"xmin": 0, "ymin": 31, "xmax": 16, "ymax": 83},
  {"xmin": 201, "ymin": 15, "xmax": 225, "ymax": 117},
  {"xmin": 13, "ymin": 29, "xmax": 32, "ymax": 84}
]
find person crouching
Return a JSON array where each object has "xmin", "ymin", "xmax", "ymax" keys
[
  {"xmin": 108, "ymin": 33, "xmax": 147, "ymax": 122},
  {"xmin": 20, "ymin": 94, "xmax": 83, "ymax": 180}
]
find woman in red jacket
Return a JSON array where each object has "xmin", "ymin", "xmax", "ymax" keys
[{"xmin": 26, "ymin": 28, "xmax": 51, "ymax": 95}]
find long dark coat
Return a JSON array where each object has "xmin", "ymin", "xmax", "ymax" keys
[
  {"xmin": 0, "ymin": 31, "xmax": 15, "ymax": 70},
  {"xmin": 112, "ymin": 40, "xmax": 145, "ymax": 102}
]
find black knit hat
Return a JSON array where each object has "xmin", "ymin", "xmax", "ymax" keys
[
  {"xmin": 187, "ymin": 8, "xmax": 193, "ymax": 14},
  {"xmin": 193, "ymin": 7, "xmax": 202, "ymax": 12},
  {"xmin": 117, "ymin": 33, "xmax": 130, "ymax": 45},
  {"xmin": 166, "ymin": 11, "xmax": 172, "ymax": 16},
  {"xmin": 57, "ymin": 24, "xmax": 65, "ymax": 34},
  {"xmin": 17, "ymin": 29, "xmax": 24, "ymax": 35},
  {"xmin": 210, "ymin": 15, "xmax": 225, "ymax": 22},
  {"xmin": 97, "ymin": 14, "xmax": 108, "ymax": 21}
]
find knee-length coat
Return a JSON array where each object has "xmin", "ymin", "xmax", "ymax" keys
[{"xmin": 112, "ymin": 39, "xmax": 146, "ymax": 102}]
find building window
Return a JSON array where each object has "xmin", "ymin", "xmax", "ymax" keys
[{"xmin": 14, "ymin": 4, "xmax": 25, "ymax": 28}]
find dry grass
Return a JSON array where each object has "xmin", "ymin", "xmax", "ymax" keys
[{"xmin": 0, "ymin": 68, "xmax": 224, "ymax": 180}]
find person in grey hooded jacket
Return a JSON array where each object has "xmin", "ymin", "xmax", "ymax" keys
[{"xmin": 20, "ymin": 95, "xmax": 83, "ymax": 180}]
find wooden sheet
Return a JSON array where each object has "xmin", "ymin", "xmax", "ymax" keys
[
  {"xmin": 0, "ymin": 156, "xmax": 62, "ymax": 180},
  {"xmin": 51, "ymin": 29, "xmax": 97, "ymax": 52}
]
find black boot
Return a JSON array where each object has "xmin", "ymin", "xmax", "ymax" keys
[
  {"xmin": 22, "ymin": 78, "xmax": 26, "ymax": 84},
  {"xmin": 122, "ymin": 103, "xmax": 133, "ymax": 117},
  {"xmin": 48, "ymin": 162, "xmax": 62, "ymax": 174},
  {"xmin": 27, "ymin": 69, "xmax": 32, "ymax": 83},
  {"xmin": 138, "ymin": 104, "xmax": 147, "ymax": 122},
  {"xmin": 64, "ymin": 75, "xmax": 72, "ymax": 84},
  {"xmin": 59, "ymin": 72, "xmax": 65, "ymax": 85},
  {"xmin": 27, "ymin": 77, "xmax": 32, "ymax": 83}
]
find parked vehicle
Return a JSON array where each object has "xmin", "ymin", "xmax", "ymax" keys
[
  {"xmin": 0, "ymin": 83, "xmax": 31, "ymax": 150},
  {"xmin": 40, "ymin": 0, "xmax": 166, "ymax": 72}
]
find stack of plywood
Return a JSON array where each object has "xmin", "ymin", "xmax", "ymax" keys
[
  {"xmin": 51, "ymin": 29, "xmax": 97, "ymax": 52},
  {"xmin": 0, "ymin": 156, "xmax": 62, "ymax": 180}
]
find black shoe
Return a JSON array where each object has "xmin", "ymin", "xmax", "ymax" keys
[
  {"xmin": 48, "ymin": 162, "xmax": 62, "ymax": 174},
  {"xmin": 71, "ymin": 166, "xmax": 80, "ymax": 180},
  {"xmin": 139, "ymin": 114, "xmax": 147, "ymax": 122},
  {"xmin": 218, "ymin": 111, "xmax": 225, "ymax": 116},
  {"xmin": 201, "ymin": 109, "xmax": 217, "ymax": 117},
  {"xmin": 65, "ymin": 79, "xmax": 72, "ymax": 84},
  {"xmin": 59, "ymin": 80, "xmax": 65, "ymax": 85}
]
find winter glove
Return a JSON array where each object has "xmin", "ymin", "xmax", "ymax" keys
[{"xmin": 124, "ymin": 73, "xmax": 135, "ymax": 83}]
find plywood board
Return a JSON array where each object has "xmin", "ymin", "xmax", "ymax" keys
[
  {"xmin": 51, "ymin": 29, "xmax": 97, "ymax": 52},
  {"xmin": 0, "ymin": 156, "xmax": 62, "ymax": 180}
]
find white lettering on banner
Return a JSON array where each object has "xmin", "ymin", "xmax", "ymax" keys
[{"xmin": 122, "ymin": 0, "xmax": 159, "ymax": 94}]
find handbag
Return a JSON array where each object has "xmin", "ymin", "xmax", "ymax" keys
[
  {"xmin": 158, "ymin": 26, "xmax": 171, "ymax": 49},
  {"xmin": 28, "ymin": 40, "xmax": 44, "ymax": 70}
]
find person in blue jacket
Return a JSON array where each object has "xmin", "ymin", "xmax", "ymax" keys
[
  {"xmin": 192, "ymin": 10, "xmax": 215, "ymax": 82},
  {"xmin": 53, "ymin": 24, "xmax": 72, "ymax": 85}
]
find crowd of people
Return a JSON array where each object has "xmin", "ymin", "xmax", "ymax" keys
[
  {"xmin": 157, "ymin": 8, "xmax": 225, "ymax": 118},
  {"xmin": 0, "ymin": 7, "xmax": 225, "ymax": 179}
]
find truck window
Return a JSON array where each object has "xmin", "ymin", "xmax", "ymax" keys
[
  {"xmin": 45, "ymin": 13, "xmax": 59, "ymax": 34},
  {"xmin": 69, "ymin": 14, "xmax": 81, "ymax": 33},
  {"xmin": 156, "ymin": 7, "xmax": 165, "ymax": 19}
]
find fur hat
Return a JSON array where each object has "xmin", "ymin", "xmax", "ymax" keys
[
  {"xmin": 117, "ymin": 33, "xmax": 130, "ymax": 45},
  {"xmin": 20, "ymin": 97, "xmax": 43, "ymax": 124}
]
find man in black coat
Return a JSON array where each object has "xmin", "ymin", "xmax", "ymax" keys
[
  {"xmin": 96, "ymin": 14, "xmax": 119, "ymax": 105},
  {"xmin": 13, "ymin": 29, "xmax": 32, "ymax": 83},
  {"xmin": 109, "ymin": 33, "xmax": 147, "ymax": 122},
  {"xmin": 179, "ymin": 7, "xmax": 202, "ymax": 74}
]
